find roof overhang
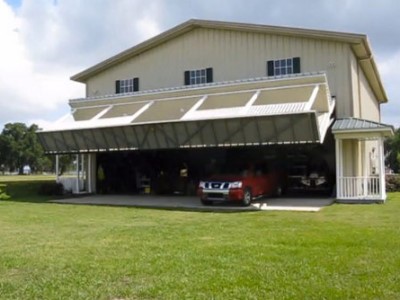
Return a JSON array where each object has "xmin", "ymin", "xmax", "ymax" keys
[{"xmin": 38, "ymin": 74, "xmax": 335, "ymax": 154}]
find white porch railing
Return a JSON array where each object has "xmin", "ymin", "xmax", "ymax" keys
[{"xmin": 337, "ymin": 176, "xmax": 380, "ymax": 199}]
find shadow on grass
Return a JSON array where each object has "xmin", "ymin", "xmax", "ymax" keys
[
  {"xmin": 51, "ymin": 198, "xmax": 258, "ymax": 214},
  {"xmin": 0, "ymin": 180, "xmax": 70, "ymax": 204}
]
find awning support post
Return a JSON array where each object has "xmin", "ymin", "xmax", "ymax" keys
[
  {"xmin": 76, "ymin": 154, "xmax": 80, "ymax": 193},
  {"xmin": 55, "ymin": 154, "xmax": 59, "ymax": 183},
  {"xmin": 88, "ymin": 154, "xmax": 92, "ymax": 193},
  {"xmin": 335, "ymin": 138, "xmax": 342, "ymax": 199},
  {"xmin": 378, "ymin": 137, "xmax": 386, "ymax": 201}
]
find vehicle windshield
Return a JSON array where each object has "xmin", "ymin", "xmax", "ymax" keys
[{"xmin": 215, "ymin": 162, "xmax": 270, "ymax": 176}]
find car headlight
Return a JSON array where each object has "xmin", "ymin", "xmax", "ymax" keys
[
  {"xmin": 199, "ymin": 181, "xmax": 206, "ymax": 189},
  {"xmin": 230, "ymin": 181, "xmax": 242, "ymax": 188}
]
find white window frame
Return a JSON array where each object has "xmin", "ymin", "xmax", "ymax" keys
[
  {"xmin": 119, "ymin": 79, "xmax": 135, "ymax": 93},
  {"xmin": 189, "ymin": 69, "xmax": 207, "ymax": 85},
  {"xmin": 273, "ymin": 58, "xmax": 294, "ymax": 76}
]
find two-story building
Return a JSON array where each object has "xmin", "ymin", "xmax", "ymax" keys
[{"xmin": 38, "ymin": 19, "xmax": 393, "ymax": 202}]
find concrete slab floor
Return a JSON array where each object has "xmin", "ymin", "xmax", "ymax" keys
[{"xmin": 51, "ymin": 195, "xmax": 334, "ymax": 212}]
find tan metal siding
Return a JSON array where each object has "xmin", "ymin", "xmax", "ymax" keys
[
  {"xmin": 347, "ymin": 51, "xmax": 380, "ymax": 122},
  {"xmin": 342, "ymin": 139, "xmax": 360, "ymax": 176},
  {"xmin": 85, "ymin": 28, "xmax": 354, "ymax": 118},
  {"xmin": 359, "ymin": 68, "xmax": 380, "ymax": 121},
  {"xmin": 350, "ymin": 54, "xmax": 360, "ymax": 118}
]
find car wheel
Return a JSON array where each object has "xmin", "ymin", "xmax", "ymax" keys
[
  {"xmin": 201, "ymin": 199, "xmax": 213, "ymax": 206},
  {"xmin": 242, "ymin": 188, "xmax": 252, "ymax": 206}
]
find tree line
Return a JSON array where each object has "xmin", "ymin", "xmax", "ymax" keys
[{"xmin": 0, "ymin": 122, "xmax": 72, "ymax": 175}]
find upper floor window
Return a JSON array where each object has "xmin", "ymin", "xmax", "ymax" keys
[
  {"xmin": 184, "ymin": 68, "xmax": 213, "ymax": 85},
  {"xmin": 116, "ymin": 77, "xmax": 139, "ymax": 94},
  {"xmin": 267, "ymin": 57, "xmax": 300, "ymax": 76}
]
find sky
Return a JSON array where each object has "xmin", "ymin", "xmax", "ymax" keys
[{"xmin": 0, "ymin": 0, "xmax": 399, "ymax": 131}]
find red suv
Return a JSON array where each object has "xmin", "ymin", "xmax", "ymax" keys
[{"xmin": 197, "ymin": 165, "xmax": 285, "ymax": 206}]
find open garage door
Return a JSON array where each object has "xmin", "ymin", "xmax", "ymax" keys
[{"xmin": 38, "ymin": 73, "xmax": 335, "ymax": 154}]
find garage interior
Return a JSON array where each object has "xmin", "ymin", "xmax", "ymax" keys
[{"xmin": 95, "ymin": 133, "xmax": 336, "ymax": 197}]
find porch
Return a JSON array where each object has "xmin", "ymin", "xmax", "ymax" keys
[{"xmin": 333, "ymin": 118, "xmax": 393, "ymax": 203}]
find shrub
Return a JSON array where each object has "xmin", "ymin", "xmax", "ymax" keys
[
  {"xmin": 0, "ymin": 184, "xmax": 10, "ymax": 200},
  {"xmin": 386, "ymin": 174, "xmax": 400, "ymax": 192},
  {"xmin": 38, "ymin": 182, "xmax": 64, "ymax": 196}
]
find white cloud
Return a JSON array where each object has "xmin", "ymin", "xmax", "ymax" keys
[
  {"xmin": 0, "ymin": 0, "xmax": 83, "ymax": 128},
  {"xmin": 0, "ymin": 0, "xmax": 164, "ymax": 130},
  {"xmin": 378, "ymin": 51, "xmax": 400, "ymax": 79},
  {"xmin": 377, "ymin": 51, "xmax": 400, "ymax": 127},
  {"xmin": 0, "ymin": 0, "xmax": 399, "ymax": 130}
]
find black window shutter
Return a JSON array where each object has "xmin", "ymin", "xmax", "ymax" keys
[
  {"xmin": 206, "ymin": 67, "xmax": 213, "ymax": 83},
  {"xmin": 293, "ymin": 57, "xmax": 301, "ymax": 74},
  {"xmin": 267, "ymin": 60, "xmax": 274, "ymax": 76},
  {"xmin": 115, "ymin": 80, "xmax": 120, "ymax": 94},
  {"xmin": 133, "ymin": 77, "xmax": 139, "ymax": 92},
  {"xmin": 184, "ymin": 71, "xmax": 190, "ymax": 85}
]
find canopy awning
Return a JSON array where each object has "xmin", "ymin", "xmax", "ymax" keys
[
  {"xmin": 38, "ymin": 73, "xmax": 335, "ymax": 154},
  {"xmin": 332, "ymin": 118, "xmax": 394, "ymax": 139}
]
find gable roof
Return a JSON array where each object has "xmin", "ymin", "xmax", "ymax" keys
[{"xmin": 70, "ymin": 19, "xmax": 388, "ymax": 103}]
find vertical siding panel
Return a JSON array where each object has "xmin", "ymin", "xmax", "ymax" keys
[
  {"xmin": 236, "ymin": 30, "xmax": 243, "ymax": 79},
  {"xmin": 221, "ymin": 29, "xmax": 228, "ymax": 81},
  {"xmin": 283, "ymin": 36, "xmax": 290, "ymax": 58},
  {"xmin": 350, "ymin": 50, "xmax": 359, "ymax": 117},
  {"xmin": 241, "ymin": 32, "xmax": 248, "ymax": 78},
  {"xmin": 244, "ymin": 31, "xmax": 248, "ymax": 78},
  {"xmin": 264, "ymin": 34, "xmax": 271, "ymax": 68},
  {"xmin": 259, "ymin": 32, "xmax": 266, "ymax": 77},
  {"xmin": 343, "ymin": 43, "xmax": 352, "ymax": 117},
  {"xmin": 249, "ymin": 32, "xmax": 255, "ymax": 77},
  {"xmin": 294, "ymin": 37, "xmax": 302, "ymax": 63},
  {"xmin": 308, "ymin": 38, "xmax": 316, "ymax": 73},
  {"xmin": 270, "ymin": 34, "xmax": 276, "ymax": 60},
  {"xmin": 259, "ymin": 33, "xmax": 266, "ymax": 77},
  {"xmin": 234, "ymin": 31, "xmax": 240, "ymax": 79}
]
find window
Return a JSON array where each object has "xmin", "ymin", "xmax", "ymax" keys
[
  {"xmin": 267, "ymin": 57, "xmax": 300, "ymax": 76},
  {"xmin": 115, "ymin": 77, "xmax": 139, "ymax": 94},
  {"xmin": 184, "ymin": 68, "xmax": 213, "ymax": 85}
]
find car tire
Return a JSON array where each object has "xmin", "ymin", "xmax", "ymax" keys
[
  {"xmin": 201, "ymin": 199, "xmax": 213, "ymax": 206},
  {"xmin": 242, "ymin": 188, "xmax": 252, "ymax": 206}
]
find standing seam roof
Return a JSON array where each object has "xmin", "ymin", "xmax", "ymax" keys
[{"xmin": 332, "ymin": 118, "xmax": 393, "ymax": 132}]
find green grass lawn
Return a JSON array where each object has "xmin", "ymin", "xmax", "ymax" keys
[{"xmin": 0, "ymin": 176, "xmax": 400, "ymax": 299}]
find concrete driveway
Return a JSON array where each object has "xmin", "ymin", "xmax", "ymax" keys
[{"xmin": 52, "ymin": 194, "xmax": 334, "ymax": 212}]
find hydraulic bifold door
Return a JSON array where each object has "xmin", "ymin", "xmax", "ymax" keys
[{"xmin": 38, "ymin": 73, "xmax": 335, "ymax": 154}]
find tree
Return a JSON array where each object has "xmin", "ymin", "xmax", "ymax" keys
[
  {"xmin": 385, "ymin": 127, "xmax": 400, "ymax": 173},
  {"xmin": 0, "ymin": 123, "xmax": 51, "ymax": 174}
]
